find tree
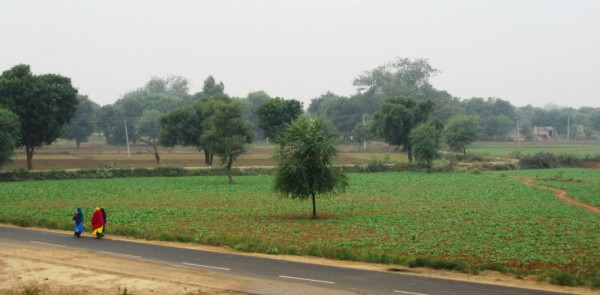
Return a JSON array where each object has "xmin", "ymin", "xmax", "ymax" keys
[
  {"xmin": 0, "ymin": 108, "xmax": 20, "ymax": 169},
  {"xmin": 0, "ymin": 64, "xmax": 78, "ymax": 170},
  {"xmin": 201, "ymin": 75, "xmax": 225, "ymax": 97},
  {"xmin": 158, "ymin": 94, "xmax": 230, "ymax": 165},
  {"xmin": 135, "ymin": 109, "xmax": 163, "ymax": 165},
  {"xmin": 158, "ymin": 107, "xmax": 208, "ymax": 163},
  {"xmin": 443, "ymin": 115, "xmax": 480, "ymax": 156},
  {"xmin": 96, "ymin": 105, "xmax": 124, "ymax": 145},
  {"xmin": 256, "ymin": 97, "xmax": 303, "ymax": 142},
  {"xmin": 201, "ymin": 101, "xmax": 254, "ymax": 183},
  {"xmin": 410, "ymin": 123, "xmax": 442, "ymax": 173},
  {"xmin": 353, "ymin": 57, "xmax": 439, "ymax": 99},
  {"xmin": 371, "ymin": 97, "xmax": 434, "ymax": 162},
  {"xmin": 273, "ymin": 116, "xmax": 349, "ymax": 219},
  {"xmin": 61, "ymin": 95, "xmax": 98, "ymax": 148}
]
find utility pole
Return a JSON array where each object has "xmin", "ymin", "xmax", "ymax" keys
[
  {"xmin": 124, "ymin": 119, "xmax": 131, "ymax": 159},
  {"xmin": 567, "ymin": 116, "xmax": 570, "ymax": 143},
  {"xmin": 362, "ymin": 113, "xmax": 367, "ymax": 151},
  {"xmin": 516, "ymin": 115, "xmax": 521, "ymax": 145}
]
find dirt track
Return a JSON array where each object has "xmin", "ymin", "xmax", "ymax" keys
[{"xmin": 520, "ymin": 178, "xmax": 600, "ymax": 214}]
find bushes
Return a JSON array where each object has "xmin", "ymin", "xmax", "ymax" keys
[
  {"xmin": 0, "ymin": 166, "xmax": 273, "ymax": 182},
  {"xmin": 518, "ymin": 152, "xmax": 583, "ymax": 169}
]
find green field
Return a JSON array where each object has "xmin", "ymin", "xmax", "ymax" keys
[
  {"xmin": 1, "ymin": 169, "xmax": 599, "ymax": 284},
  {"xmin": 491, "ymin": 168, "xmax": 600, "ymax": 207},
  {"xmin": 468, "ymin": 141, "xmax": 600, "ymax": 159}
]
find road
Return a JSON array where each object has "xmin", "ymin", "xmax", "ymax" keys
[{"xmin": 0, "ymin": 226, "xmax": 571, "ymax": 295}]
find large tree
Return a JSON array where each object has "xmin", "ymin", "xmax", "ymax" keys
[
  {"xmin": 96, "ymin": 105, "xmax": 124, "ymax": 145},
  {"xmin": 273, "ymin": 116, "xmax": 349, "ymax": 219},
  {"xmin": 0, "ymin": 64, "xmax": 78, "ymax": 170},
  {"xmin": 61, "ymin": 95, "xmax": 98, "ymax": 148},
  {"xmin": 371, "ymin": 97, "xmax": 433, "ymax": 162},
  {"xmin": 201, "ymin": 101, "xmax": 254, "ymax": 183},
  {"xmin": 353, "ymin": 57, "xmax": 439, "ymax": 100},
  {"xmin": 410, "ymin": 123, "xmax": 442, "ymax": 173},
  {"xmin": 0, "ymin": 108, "xmax": 20, "ymax": 168},
  {"xmin": 158, "ymin": 94, "xmax": 230, "ymax": 165},
  {"xmin": 158, "ymin": 106, "xmax": 208, "ymax": 163},
  {"xmin": 256, "ymin": 97, "xmax": 303, "ymax": 142},
  {"xmin": 443, "ymin": 115, "xmax": 480, "ymax": 157}
]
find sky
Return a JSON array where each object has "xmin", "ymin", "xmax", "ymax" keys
[{"xmin": 1, "ymin": 0, "xmax": 599, "ymax": 109}]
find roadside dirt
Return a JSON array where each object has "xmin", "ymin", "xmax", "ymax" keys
[
  {"xmin": 520, "ymin": 178, "xmax": 600, "ymax": 214},
  {"xmin": 1, "ymin": 226, "xmax": 597, "ymax": 295}
]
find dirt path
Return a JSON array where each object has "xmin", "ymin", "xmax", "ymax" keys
[{"xmin": 520, "ymin": 178, "xmax": 600, "ymax": 214}]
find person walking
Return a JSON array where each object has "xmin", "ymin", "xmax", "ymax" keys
[
  {"xmin": 91, "ymin": 207, "xmax": 104, "ymax": 239},
  {"xmin": 100, "ymin": 208, "xmax": 107, "ymax": 237},
  {"xmin": 72, "ymin": 207, "xmax": 84, "ymax": 238}
]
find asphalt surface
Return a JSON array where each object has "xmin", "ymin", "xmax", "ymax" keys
[{"xmin": 0, "ymin": 226, "xmax": 572, "ymax": 295}]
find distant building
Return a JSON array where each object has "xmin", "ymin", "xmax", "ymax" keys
[{"xmin": 533, "ymin": 126, "xmax": 556, "ymax": 140}]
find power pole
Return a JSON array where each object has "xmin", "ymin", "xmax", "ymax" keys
[
  {"xmin": 362, "ymin": 113, "xmax": 367, "ymax": 151},
  {"xmin": 567, "ymin": 116, "xmax": 570, "ymax": 143},
  {"xmin": 516, "ymin": 115, "xmax": 521, "ymax": 145},
  {"xmin": 124, "ymin": 119, "xmax": 131, "ymax": 159}
]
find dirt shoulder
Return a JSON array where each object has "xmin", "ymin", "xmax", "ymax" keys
[{"xmin": 0, "ymin": 225, "xmax": 596, "ymax": 295}]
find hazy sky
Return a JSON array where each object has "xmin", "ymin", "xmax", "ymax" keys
[{"xmin": 1, "ymin": 0, "xmax": 599, "ymax": 108}]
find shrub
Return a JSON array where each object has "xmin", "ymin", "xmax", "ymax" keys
[
  {"xmin": 549, "ymin": 271, "xmax": 582, "ymax": 286},
  {"xmin": 519, "ymin": 152, "xmax": 558, "ymax": 169}
]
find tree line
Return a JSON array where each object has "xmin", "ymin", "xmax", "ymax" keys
[{"xmin": 2, "ymin": 58, "xmax": 600, "ymax": 173}]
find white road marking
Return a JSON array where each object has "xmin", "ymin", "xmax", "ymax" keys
[
  {"xmin": 30, "ymin": 241, "xmax": 66, "ymax": 247},
  {"xmin": 278, "ymin": 275, "xmax": 335, "ymax": 284},
  {"xmin": 182, "ymin": 262, "xmax": 231, "ymax": 271},
  {"xmin": 97, "ymin": 251, "xmax": 141, "ymax": 259},
  {"xmin": 393, "ymin": 290, "xmax": 430, "ymax": 295}
]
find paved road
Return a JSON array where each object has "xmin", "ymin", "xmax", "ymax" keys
[{"xmin": 0, "ymin": 226, "xmax": 570, "ymax": 295}]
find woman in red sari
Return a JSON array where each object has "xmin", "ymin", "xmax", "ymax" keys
[{"xmin": 91, "ymin": 207, "xmax": 104, "ymax": 239}]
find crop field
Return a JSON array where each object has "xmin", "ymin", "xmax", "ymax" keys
[
  {"xmin": 469, "ymin": 141, "xmax": 600, "ymax": 159},
  {"xmin": 1, "ymin": 170, "xmax": 599, "ymax": 283},
  {"xmin": 491, "ymin": 168, "xmax": 600, "ymax": 207}
]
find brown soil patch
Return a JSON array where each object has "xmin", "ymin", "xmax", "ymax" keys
[{"xmin": 521, "ymin": 178, "xmax": 600, "ymax": 214}]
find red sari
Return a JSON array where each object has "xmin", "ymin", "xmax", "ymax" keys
[{"xmin": 91, "ymin": 208, "xmax": 104, "ymax": 236}]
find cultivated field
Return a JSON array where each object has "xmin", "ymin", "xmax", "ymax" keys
[
  {"xmin": 1, "ymin": 169, "xmax": 599, "ymax": 285},
  {"xmin": 469, "ymin": 141, "xmax": 600, "ymax": 159}
]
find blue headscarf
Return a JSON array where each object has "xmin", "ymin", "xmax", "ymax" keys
[{"xmin": 75, "ymin": 207, "xmax": 84, "ymax": 224}]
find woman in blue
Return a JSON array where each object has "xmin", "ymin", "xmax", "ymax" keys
[{"xmin": 72, "ymin": 207, "xmax": 84, "ymax": 237}]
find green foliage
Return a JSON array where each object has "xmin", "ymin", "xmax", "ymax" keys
[
  {"xmin": 519, "ymin": 152, "xmax": 583, "ymax": 169},
  {"xmin": 461, "ymin": 97, "xmax": 515, "ymax": 140},
  {"xmin": 2, "ymin": 170, "xmax": 600, "ymax": 288},
  {"xmin": 549, "ymin": 271, "xmax": 583, "ymax": 286},
  {"xmin": 0, "ymin": 108, "xmax": 20, "ymax": 168},
  {"xmin": 274, "ymin": 116, "xmax": 349, "ymax": 218},
  {"xmin": 0, "ymin": 64, "xmax": 79, "ymax": 170},
  {"xmin": 356, "ymin": 155, "xmax": 392, "ymax": 172},
  {"xmin": 410, "ymin": 123, "xmax": 442, "ymax": 173},
  {"xmin": 61, "ymin": 95, "xmax": 98, "ymax": 148},
  {"xmin": 201, "ymin": 101, "xmax": 254, "ymax": 183},
  {"xmin": 353, "ymin": 57, "xmax": 439, "ymax": 99},
  {"xmin": 256, "ymin": 97, "xmax": 303, "ymax": 141},
  {"xmin": 409, "ymin": 257, "xmax": 466, "ymax": 271},
  {"xmin": 443, "ymin": 115, "xmax": 480, "ymax": 156},
  {"xmin": 371, "ymin": 97, "xmax": 433, "ymax": 162}
]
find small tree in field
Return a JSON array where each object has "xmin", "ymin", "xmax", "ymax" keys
[
  {"xmin": 443, "ymin": 115, "xmax": 480, "ymax": 157},
  {"xmin": 274, "ymin": 116, "xmax": 348, "ymax": 219},
  {"xmin": 410, "ymin": 123, "xmax": 442, "ymax": 173},
  {"xmin": 201, "ymin": 101, "xmax": 253, "ymax": 184}
]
